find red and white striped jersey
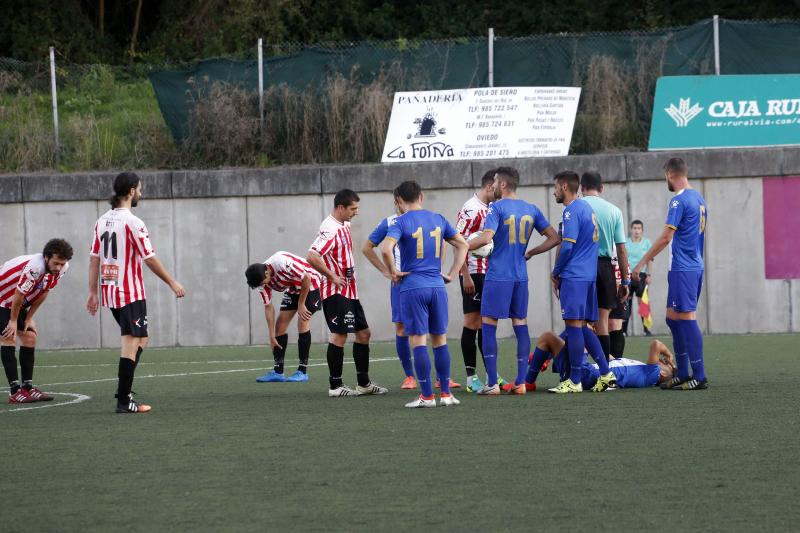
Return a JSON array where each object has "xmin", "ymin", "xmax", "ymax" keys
[
  {"xmin": 90, "ymin": 208, "xmax": 155, "ymax": 309},
  {"xmin": 0, "ymin": 253, "xmax": 69, "ymax": 309},
  {"xmin": 256, "ymin": 251, "xmax": 322, "ymax": 306},
  {"xmin": 309, "ymin": 215, "xmax": 358, "ymax": 300},
  {"xmin": 455, "ymin": 194, "xmax": 490, "ymax": 274}
]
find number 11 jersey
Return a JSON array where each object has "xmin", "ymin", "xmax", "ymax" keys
[{"xmin": 90, "ymin": 207, "xmax": 155, "ymax": 308}]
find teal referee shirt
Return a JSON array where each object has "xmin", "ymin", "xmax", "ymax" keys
[{"xmin": 582, "ymin": 195, "xmax": 626, "ymax": 258}]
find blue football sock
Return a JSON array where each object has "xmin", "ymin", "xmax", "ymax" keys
[
  {"xmin": 433, "ymin": 345, "xmax": 451, "ymax": 394},
  {"xmin": 526, "ymin": 347, "xmax": 548, "ymax": 384},
  {"xmin": 582, "ymin": 326, "xmax": 610, "ymax": 374},
  {"xmin": 513, "ymin": 324, "xmax": 531, "ymax": 386},
  {"xmin": 666, "ymin": 318, "xmax": 690, "ymax": 379},
  {"xmin": 412, "ymin": 346, "xmax": 433, "ymax": 398},
  {"xmin": 566, "ymin": 326, "xmax": 585, "ymax": 385},
  {"xmin": 684, "ymin": 320, "xmax": 706, "ymax": 381},
  {"xmin": 396, "ymin": 335, "xmax": 414, "ymax": 378},
  {"xmin": 481, "ymin": 323, "xmax": 498, "ymax": 386}
]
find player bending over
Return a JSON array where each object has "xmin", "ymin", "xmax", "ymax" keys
[
  {"xmin": 467, "ymin": 167, "xmax": 560, "ymax": 395},
  {"xmin": 246, "ymin": 252, "xmax": 324, "ymax": 383},
  {"xmin": 1, "ymin": 239, "xmax": 73, "ymax": 403},
  {"xmin": 525, "ymin": 331, "xmax": 676, "ymax": 390},
  {"xmin": 382, "ymin": 180, "xmax": 468, "ymax": 408}
]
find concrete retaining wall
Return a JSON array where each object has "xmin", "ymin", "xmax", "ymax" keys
[{"xmin": 1, "ymin": 146, "xmax": 798, "ymax": 349}]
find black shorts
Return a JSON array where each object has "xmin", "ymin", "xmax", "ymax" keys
[
  {"xmin": 631, "ymin": 272, "xmax": 648, "ymax": 298},
  {"xmin": 610, "ymin": 295, "xmax": 628, "ymax": 320},
  {"xmin": 322, "ymin": 294, "xmax": 368, "ymax": 334},
  {"xmin": 110, "ymin": 300, "xmax": 148, "ymax": 337},
  {"xmin": 0, "ymin": 306, "xmax": 29, "ymax": 334},
  {"xmin": 459, "ymin": 273, "xmax": 485, "ymax": 314},
  {"xmin": 596, "ymin": 257, "xmax": 617, "ymax": 310},
  {"xmin": 280, "ymin": 289, "xmax": 322, "ymax": 314}
]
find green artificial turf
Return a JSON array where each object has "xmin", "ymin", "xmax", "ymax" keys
[{"xmin": 2, "ymin": 334, "xmax": 798, "ymax": 531}]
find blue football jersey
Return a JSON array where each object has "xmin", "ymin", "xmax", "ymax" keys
[
  {"xmin": 557, "ymin": 198, "xmax": 598, "ymax": 281},
  {"xmin": 368, "ymin": 215, "xmax": 400, "ymax": 270},
  {"xmin": 665, "ymin": 189, "xmax": 707, "ymax": 272},
  {"xmin": 386, "ymin": 209, "xmax": 457, "ymax": 291},
  {"xmin": 483, "ymin": 198, "xmax": 550, "ymax": 282}
]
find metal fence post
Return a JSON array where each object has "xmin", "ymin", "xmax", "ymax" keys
[
  {"xmin": 713, "ymin": 15, "xmax": 720, "ymax": 75},
  {"xmin": 49, "ymin": 46, "xmax": 59, "ymax": 158},
  {"xmin": 258, "ymin": 38, "xmax": 265, "ymax": 141},
  {"xmin": 488, "ymin": 27, "xmax": 494, "ymax": 87}
]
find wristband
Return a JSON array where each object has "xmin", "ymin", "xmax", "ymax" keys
[{"xmin": 621, "ymin": 278, "xmax": 631, "ymax": 286}]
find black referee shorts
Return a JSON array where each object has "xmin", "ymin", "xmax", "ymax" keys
[
  {"xmin": 596, "ymin": 257, "xmax": 617, "ymax": 310},
  {"xmin": 110, "ymin": 300, "xmax": 148, "ymax": 337}
]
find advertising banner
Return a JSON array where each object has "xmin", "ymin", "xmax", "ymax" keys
[
  {"xmin": 649, "ymin": 75, "xmax": 800, "ymax": 150},
  {"xmin": 381, "ymin": 87, "xmax": 580, "ymax": 162}
]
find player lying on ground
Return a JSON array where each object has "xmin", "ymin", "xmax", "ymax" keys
[
  {"xmin": 467, "ymin": 166, "xmax": 560, "ymax": 395},
  {"xmin": 524, "ymin": 331, "xmax": 677, "ymax": 390},
  {"xmin": 246, "ymin": 252, "xmax": 324, "ymax": 383},
  {"xmin": 1, "ymin": 239, "xmax": 73, "ymax": 404},
  {"xmin": 361, "ymin": 198, "xmax": 417, "ymax": 390},
  {"xmin": 382, "ymin": 180, "xmax": 468, "ymax": 408}
]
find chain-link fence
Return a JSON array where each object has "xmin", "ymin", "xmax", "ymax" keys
[{"xmin": 2, "ymin": 18, "xmax": 800, "ymax": 172}]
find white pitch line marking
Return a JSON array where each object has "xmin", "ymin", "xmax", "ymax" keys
[
  {"xmin": 34, "ymin": 357, "xmax": 332, "ymax": 369},
  {"xmin": 0, "ymin": 392, "xmax": 92, "ymax": 414},
  {"xmin": 12, "ymin": 357, "xmax": 398, "ymax": 388}
]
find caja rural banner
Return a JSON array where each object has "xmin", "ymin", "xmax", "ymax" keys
[
  {"xmin": 381, "ymin": 87, "xmax": 581, "ymax": 163},
  {"xmin": 649, "ymin": 74, "xmax": 800, "ymax": 150}
]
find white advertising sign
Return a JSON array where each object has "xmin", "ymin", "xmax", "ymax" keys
[{"xmin": 381, "ymin": 86, "xmax": 581, "ymax": 162}]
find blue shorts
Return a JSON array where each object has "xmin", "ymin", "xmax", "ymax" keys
[
  {"xmin": 667, "ymin": 270, "xmax": 703, "ymax": 312},
  {"xmin": 400, "ymin": 287, "xmax": 449, "ymax": 336},
  {"xmin": 480, "ymin": 280, "xmax": 528, "ymax": 319},
  {"xmin": 390, "ymin": 283, "xmax": 402, "ymax": 323},
  {"xmin": 559, "ymin": 279, "xmax": 598, "ymax": 322}
]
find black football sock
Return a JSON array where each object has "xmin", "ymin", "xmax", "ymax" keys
[
  {"xmin": 326, "ymin": 343, "xmax": 344, "ymax": 389},
  {"xmin": 353, "ymin": 342, "xmax": 370, "ymax": 387},
  {"xmin": 598, "ymin": 334, "xmax": 611, "ymax": 362},
  {"xmin": 477, "ymin": 328, "xmax": 487, "ymax": 370},
  {"xmin": 1, "ymin": 345, "xmax": 19, "ymax": 393},
  {"xmin": 460, "ymin": 327, "xmax": 478, "ymax": 377},
  {"xmin": 610, "ymin": 329, "xmax": 625, "ymax": 358},
  {"xmin": 134, "ymin": 346, "xmax": 143, "ymax": 369},
  {"xmin": 273, "ymin": 334, "xmax": 288, "ymax": 374},
  {"xmin": 297, "ymin": 331, "xmax": 311, "ymax": 373},
  {"xmin": 19, "ymin": 346, "xmax": 34, "ymax": 387},
  {"xmin": 117, "ymin": 358, "xmax": 135, "ymax": 405}
]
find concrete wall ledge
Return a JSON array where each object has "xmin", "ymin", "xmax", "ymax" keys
[{"xmin": 4, "ymin": 146, "xmax": 800, "ymax": 203}]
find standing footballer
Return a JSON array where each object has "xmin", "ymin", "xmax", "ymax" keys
[
  {"xmin": 1, "ymin": 239, "xmax": 73, "ymax": 403},
  {"xmin": 633, "ymin": 158, "xmax": 708, "ymax": 390},
  {"xmin": 86, "ymin": 172, "xmax": 186, "ymax": 413},
  {"xmin": 467, "ymin": 167, "xmax": 560, "ymax": 395},
  {"xmin": 381, "ymin": 181, "xmax": 468, "ymax": 408},
  {"xmin": 307, "ymin": 189, "xmax": 386, "ymax": 397},
  {"xmin": 549, "ymin": 171, "xmax": 616, "ymax": 393}
]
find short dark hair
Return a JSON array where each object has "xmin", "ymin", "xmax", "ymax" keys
[
  {"xmin": 631, "ymin": 219, "xmax": 644, "ymax": 228},
  {"xmin": 245, "ymin": 263, "xmax": 267, "ymax": 289},
  {"xmin": 393, "ymin": 180, "xmax": 422, "ymax": 203},
  {"xmin": 42, "ymin": 238, "xmax": 73, "ymax": 261},
  {"xmin": 663, "ymin": 157, "xmax": 688, "ymax": 176},
  {"xmin": 553, "ymin": 171, "xmax": 579, "ymax": 193},
  {"xmin": 480, "ymin": 169, "xmax": 496, "ymax": 188},
  {"xmin": 334, "ymin": 189, "xmax": 360, "ymax": 208},
  {"xmin": 495, "ymin": 166, "xmax": 520, "ymax": 191},
  {"xmin": 110, "ymin": 172, "xmax": 140, "ymax": 208},
  {"xmin": 580, "ymin": 171, "xmax": 602, "ymax": 191}
]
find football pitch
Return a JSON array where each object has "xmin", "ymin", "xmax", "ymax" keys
[{"xmin": 2, "ymin": 334, "xmax": 798, "ymax": 531}]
